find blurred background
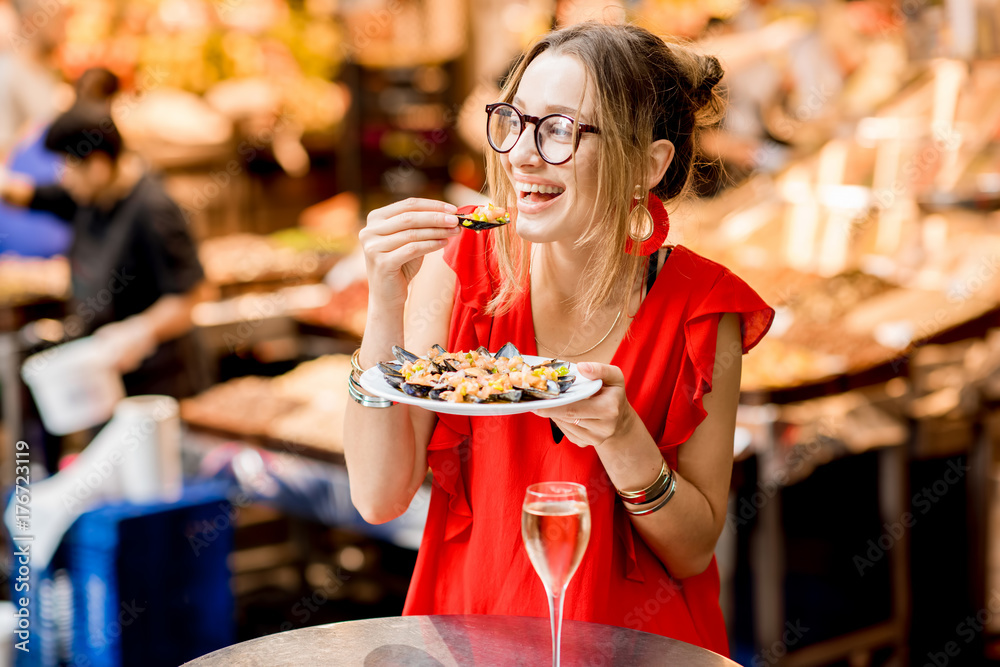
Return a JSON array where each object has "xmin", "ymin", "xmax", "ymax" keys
[{"xmin": 1, "ymin": 0, "xmax": 1000, "ymax": 665}]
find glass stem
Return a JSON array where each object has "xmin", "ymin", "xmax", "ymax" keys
[{"xmin": 547, "ymin": 589, "xmax": 566, "ymax": 667}]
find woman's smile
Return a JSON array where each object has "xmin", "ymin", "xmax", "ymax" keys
[{"xmin": 514, "ymin": 177, "xmax": 566, "ymax": 213}]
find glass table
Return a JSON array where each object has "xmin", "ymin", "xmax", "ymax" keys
[{"xmin": 185, "ymin": 614, "xmax": 739, "ymax": 666}]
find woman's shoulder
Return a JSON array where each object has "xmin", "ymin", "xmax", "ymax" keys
[
  {"xmin": 665, "ymin": 245, "xmax": 736, "ymax": 284},
  {"xmin": 662, "ymin": 245, "xmax": 774, "ymax": 352}
]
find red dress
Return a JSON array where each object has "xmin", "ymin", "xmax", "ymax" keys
[{"xmin": 402, "ymin": 229, "xmax": 774, "ymax": 656}]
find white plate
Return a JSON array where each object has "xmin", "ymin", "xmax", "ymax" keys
[{"xmin": 358, "ymin": 355, "xmax": 603, "ymax": 416}]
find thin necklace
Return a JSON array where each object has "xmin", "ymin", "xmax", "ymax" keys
[
  {"xmin": 530, "ymin": 243, "xmax": 624, "ymax": 358},
  {"xmin": 535, "ymin": 308, "xmax": 623, "ymax": 358}
]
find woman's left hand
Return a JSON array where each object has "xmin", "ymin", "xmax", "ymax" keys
[{"xmin": 532, "ymin": 362, "xmax": 639, "ymax": 448}]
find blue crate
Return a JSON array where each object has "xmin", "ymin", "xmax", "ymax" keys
[{"xmin": 14, "ymin": 480, "xmax": 236, "ymax": 667}]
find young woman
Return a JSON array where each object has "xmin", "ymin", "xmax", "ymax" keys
[{"xmin": 344, "ymin": 22, "xmax": 774, "ymax": 655}]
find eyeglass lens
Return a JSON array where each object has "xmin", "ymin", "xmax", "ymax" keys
[{"xmin": 488, "ymin": 105, "xmax": 577, "ymax": 164}]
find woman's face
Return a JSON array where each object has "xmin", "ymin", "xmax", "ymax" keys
[{"xmin": 500, "ymin": 52, "xmax": 601, "ymax": 245}]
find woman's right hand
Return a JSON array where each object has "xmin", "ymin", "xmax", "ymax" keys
[{"xmin": 359, "ymin": 198, "xmax": 460, "ymax": 311}]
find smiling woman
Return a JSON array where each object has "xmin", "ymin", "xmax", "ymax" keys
[{"xmin": 344, "ymin": 21, "xmax": 774, "ymax": 658}]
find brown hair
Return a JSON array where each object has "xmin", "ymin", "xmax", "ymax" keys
[{"xmin": 484, "ymin": 22, "xmax": 725, "ymax": 318}]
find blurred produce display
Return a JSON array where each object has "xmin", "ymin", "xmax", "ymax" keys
[
  {"xmin": 340, "ymin": 0, "xmax": 466, "ymax": 67},
  {"xmin": 181, "ymin": 354, "xmax": 351, "ymax": 455},
  {"xmin": 199, "ymin": 231, "xmax": 350, "ymax": 288},
  {"xmin": 297, "ymin": 280, "xmax": 368, "ymax": 339},
  {"xmin": 61, "ymin": 0, "xmax": 347, "ymax": 135},
  {"xmin": 693, "ymin": 58, "xmax": 1000, "ymax": 393},
  {"xmin": 0, "ymin": 256, "xmax": 70, "ymax": 307}
]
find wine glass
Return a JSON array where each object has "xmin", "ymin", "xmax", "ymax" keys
[{"xmin": 521, "ymin": 481, "xmax": 591, "ymax": 667}]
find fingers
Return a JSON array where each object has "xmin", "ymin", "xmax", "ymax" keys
[
  {"xmin": 533, "ymin": 389, "xmax": 617, "ymax": 422},
  {"xmin": 382, "ymin": 239, "xmax": 454, "ymax": 270},
  {"xmin": 577, "ymin": 362, "xmax": 626, "ymax": 387},
  {"xmin": 369, "ymin": 210, "xmax": 460, "ymax": 236},
  {"xmin": 375, "ymin": 197, "xmax": 457, "ymax": 221},
  {"xmin": 549, "ymin": 418, "xmax": 596, "ymax": 448},
  {"xmin": 361, "ymin": 199, "xmax": 463, "ymax": 278},
  {"xmin": 367, "ymin": 224, "xmax": 460, "ymax": 255}
]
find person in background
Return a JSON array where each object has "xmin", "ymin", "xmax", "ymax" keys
[
  {"xmin": 0, "ymin": 68, "xmax": 122, "ymax": 257},
  {"xmin": 0, "ymin": 102, "xmax": 206, "ymax": 398}
]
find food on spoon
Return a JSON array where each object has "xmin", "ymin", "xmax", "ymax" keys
[
  {"xmin": 379, "ymin": 343, "xmax": 573, "ymax": 404},
  {"xmin": 456, "ymin": 203, "xmax": 511, "ymax": 231}
]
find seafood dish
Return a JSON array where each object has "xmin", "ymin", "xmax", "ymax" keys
[
  {"xmin": 378, "ymin": 342, "xmax": 573, "ymax": 404},
  {"xmin": 456, "ymin": 203, "xmax": 511, "ymax": 230}
]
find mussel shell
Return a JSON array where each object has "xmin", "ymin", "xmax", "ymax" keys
[
  {"xmin": 436, "ymin": 357, "xmax": 461, "ymax": 372},
  {"xmin": 557, "ymin": 375, "xmax": 575, "ymax": 393},
  {"xmin": 428, "ymin": 387, "xmax": 450, "ymax": 401},
  {"xmin": 475, "ymin": 346, "xmax": 493, "ymax": 359},
  {"xmin": 402, "ymin": 382, "xmax": 436, "ymax": 398},
  {"xmin": 393, "ymin": 345, "xmax": 449, "ymax": 373},
  {"xmin": 494, "ymin": 342, "xmax": 521, "ymax": 360},
  {"xmin": 520, "ymin": 380, "xmax": 561, "ymax": 400},
  {"xmin": 486, "ymin": 389, "xmax": 523, "ymax": 403},
  {"xmin": 378, "ymin": 361, "xmax": 404, "ymax": 376},
  {"xmin": 392, "ymin": 345, "xmax": 422, "ymax": 365},
  {"xmin": 458, "ymin": 216, "xmax": 510, "ymax": 231},
  {"xmin": 430, "ymin": 344, "xmax": 448, "ymax": 357},
  {"xmin": 384, "ymin": 374, "xmax": 405, "ymax": 390}
]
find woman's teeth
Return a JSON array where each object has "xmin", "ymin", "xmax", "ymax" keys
[
  {"xmin": 515, "ymin": 182, "xmax": 565, "ymax": 195},
  {"xmin": 515, "ymin": 182, "xmax": 565, "ymax": 202}
]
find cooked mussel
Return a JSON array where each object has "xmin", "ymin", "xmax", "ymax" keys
[
  {"xmin": 429, "ymin": 344, "xmax": 461, "ymax": 372},
  {"xmin": 429, "ymin": 387, "xmax": 484, "ymax": 403},
  {"xmin": 519, "ymin": 379, "xmax": 561, "ymax": 400},
  {"xmin": 378, "ymin": 361, "xmax": 406, "ymax": 389},
  {"xmin": 556, "ymin": 375, "xmax": 575, "ymax": 393},
  {"xmin": 392, "ymin": 345, "xmax": 421, "ymax": 365},
  {"xmin": 402, "ymin": 374, "xmax": 441, "ymax": 398},
  {"xmin": 486, "ymin": 389, "xmax": 523, "ymax": 402},
  {"xmin": 495, "ymin": 342, "xmax": 521, "ymax": 360},
  {"xmin": 394, "ymin": 345, "xmax": 448, "ymax": 373},
  {"xmin": 456, "ymin": 204, "xmax": 511, "ymax": 231}
]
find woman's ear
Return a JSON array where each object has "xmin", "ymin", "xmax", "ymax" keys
[{"xmin": 646, "ymin": 139, "xmax": 675, "ymax": 191}]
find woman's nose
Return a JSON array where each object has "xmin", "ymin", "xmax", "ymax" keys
[{"xmin": 507, "ymin": 124, "xmax": 542, "ymax": 166}]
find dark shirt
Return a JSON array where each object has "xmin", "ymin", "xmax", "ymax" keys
[
  {"xmin": 29, "ymin": 174, "xmax": 205, "ymax": 397},
  {"xmin": 29, "ymin": 174, "xmax": 204, "ymax": 332}
]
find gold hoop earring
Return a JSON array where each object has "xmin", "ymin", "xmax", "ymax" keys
[{"xmin": 628, "ymin": 185, "xmax": 654, "ymax": 243}]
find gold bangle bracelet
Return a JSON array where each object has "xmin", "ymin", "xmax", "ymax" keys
[
  {"xmin": 623, "ymin": 473, "xmax": 677, "ymax": 516},
  {"xmin": 616, "ymin": 459, "xmax": 672, "ymax": 505},
  {"xmin": 351, "ymin": 348, "xmax": 366, "ymax": 380}
]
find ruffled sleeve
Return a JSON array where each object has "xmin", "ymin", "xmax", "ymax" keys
[
  {"xmin": 443, "ymin": 228, "xmax": 495, "ymax": 330},
  {"xmin": 661, "ymin": 266, "xmax": 774, "ymax": 452}
]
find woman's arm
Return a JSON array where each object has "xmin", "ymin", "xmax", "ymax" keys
[
  {"xmin": 536, "ymin": 312, "xmax": 742, "ymax": 578},
  {"xmin": 613, "ymin": 312, "xmax": 741, "ymax": 578},
  {"xmin": 343, "ymin": 199, "xmax": 459, "ymax": 524}
]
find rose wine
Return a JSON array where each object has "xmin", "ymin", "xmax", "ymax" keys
[{"xmin": 521, "ymin": 500, "xmax": 591, "ymax": 594}]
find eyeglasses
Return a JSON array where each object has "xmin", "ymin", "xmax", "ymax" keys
[{"xmin": 485, "ymin": 102, "xmax": 599, "ymax": 165}]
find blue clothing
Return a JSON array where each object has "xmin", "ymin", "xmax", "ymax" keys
[{"xmin": 0, "ymin": 126, "xmax": 72, "ymax": 257}]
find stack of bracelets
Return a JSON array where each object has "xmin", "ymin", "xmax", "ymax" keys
[
  {"xmin": 615, "ymin": 459, "xmax": 677, "ymax": 515},
  {"xmin": 348, "ymin": 349, "xmax": 395, "ymax": 408}
]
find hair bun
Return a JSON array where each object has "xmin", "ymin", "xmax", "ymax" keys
[{"xmin": 690, "ymin": 54, "xmax": 723, "ymax": 109}]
